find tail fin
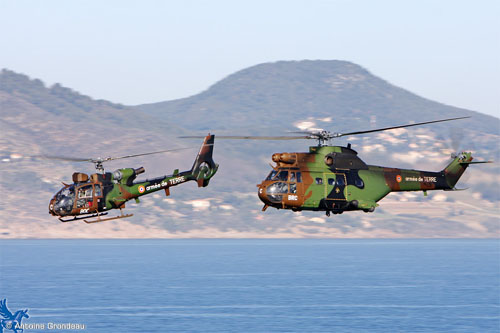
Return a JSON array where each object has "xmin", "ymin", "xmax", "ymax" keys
[
  {"xmin": 191, "ymin": 134, "xmax": 218, "ymax": 187},
  {"xmin": 442, "ymin": 152, "xmax": 472, "ymax": 188}
]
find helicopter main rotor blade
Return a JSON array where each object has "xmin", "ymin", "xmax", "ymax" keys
[
  {"xmin": 35, "ymin": 146, "xmax": 199, "ymax": 164},
  {"xmin": 100, "ymin": 146, "xmax": 204, "ymax": 162},
  {"xmin": 34, "ymin": 155, "xmax": 93, "ymax": 162},
  {"xmin": 181, "ymin": 116, "xmax": 471, "ymax": 144},
  {"xmin": 180, "ymin": 135, "xmax": 309, "ymax": 140},
  {"xmin": 287, "ymin": 131, "xmax": 319, "ymax": 135},
  {"xmin": 337, "ymin": 116, "xmax": 470, "ymax": 137}
]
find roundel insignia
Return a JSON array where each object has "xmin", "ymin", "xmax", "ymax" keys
[
  {"xmin": 138, "ymin": 185, "xmax": 145, "ymax": 193},
  {"xmin": 396, "ymin": 175, "xmax": 402, "ymax": 183}
]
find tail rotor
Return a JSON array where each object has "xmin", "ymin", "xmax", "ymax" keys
[{"xmin": 436, "ymin": 127, "xmax": 477, "ymax": 187}]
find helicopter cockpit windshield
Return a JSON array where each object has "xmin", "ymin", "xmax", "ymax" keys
[
  {"xmin": 265, "ymin": 170, "xmax": 278, "ymax": 180},
  {"xmin": 261, "ymin": 169, "xmax": 302, "ymax": 204},
  {"xmin": 52, "ymin": 185, "xmax": 75, "ymax": 216},
  {"xmin": 265, "ymin": 170, "xmax": 292, "ymax": 181}
]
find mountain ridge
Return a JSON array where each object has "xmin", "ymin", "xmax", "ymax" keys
[
  {"xmin": 136, "ymin": 60, "xmax": 499, "ymax": 135},
  {"xmin": 0, "ymin": 60, "xmax": 498, "ymax": 239}
]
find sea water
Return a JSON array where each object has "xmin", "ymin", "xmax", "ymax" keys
[{"xmin": 0, "ymin": 239, "xmax": 498, "ymax": 332}]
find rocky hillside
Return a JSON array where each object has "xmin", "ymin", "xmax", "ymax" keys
[
  {"xmin": 0, "ymin": 62, "xmax": 498, "ymax": 239},
  {"xmin": 137, "ymin": 60, "xmax": 498, "ymax": 135}
]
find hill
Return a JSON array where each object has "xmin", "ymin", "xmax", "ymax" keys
[
  {"xmin": 137, "ymin": 60, "xmax": 498, "ymax": 135},
  {"xmin": 0, "ymin": 62, "xmax": 498, "ymax": 239}
]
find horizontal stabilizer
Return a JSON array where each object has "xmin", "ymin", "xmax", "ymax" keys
[{"xmin": 460, "ymin": 161, "xmax": 493, "ymax": 165}]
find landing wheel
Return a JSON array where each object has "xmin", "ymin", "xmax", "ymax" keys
[{"xmin": 326, "ymin": 211, "xmax": 331, "ymax": 217}]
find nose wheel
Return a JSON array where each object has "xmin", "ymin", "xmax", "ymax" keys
[{"xmin": 326, "ymin": 211, "xmax": 331, "ymax": 217}]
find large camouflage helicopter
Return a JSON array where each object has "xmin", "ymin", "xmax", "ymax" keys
[
  {"xmin": 183, "ymin": 117, "xmax": 490, "ymax": 216},
  {"xmin": 47, "ymin": 135, "xmax": 217, "ymax": 223}
]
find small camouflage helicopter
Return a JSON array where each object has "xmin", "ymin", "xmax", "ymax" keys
[
  {"xmin": 48, "ymin": 135, "xmax": 217, "ymax": 223},
  {"xmin": 183, "ymin": 117, "xmax": 490, "ymax": 216}
]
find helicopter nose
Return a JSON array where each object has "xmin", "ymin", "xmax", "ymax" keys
[
  {"xmin": 258, "ymin": 181, "xmax": 287, "ymax": 204},
  {"xmin": 257, "ymin": 184, "xmax": 270, "ymax": 204},
  {"xmin": 48, "ymin": 197, "xmax": 57, "ymax": 216}
]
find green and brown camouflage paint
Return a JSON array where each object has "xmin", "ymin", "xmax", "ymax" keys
[
  {"xmin": 49, "ymin": 135, "xmax": 218, "ymax": 218},
  {"xmin": 257, "ymin": 145, "xmax": 472, "ymax": 214}
]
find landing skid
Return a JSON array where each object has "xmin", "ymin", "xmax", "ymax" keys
[
  {"xmin": 58, "ymin": 209, "xmax": 133, "ymax": 224},
  {"xmin": 84, "ymin": 209, "xmax": 133, "ymax": 224},
  {"xmin": 59, "ymin": 212, "xmax": 109, "ymax": 223}
]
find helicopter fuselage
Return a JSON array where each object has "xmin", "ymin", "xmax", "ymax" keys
[
  {"xmin": 48, "ymin": 134, "xmax": 218, "ymax": 222},
  {"xmin": 48, "ymin": 167, "xmax": 206, "ymax": 218},
  {"xmin": 257, "ymin": 145, "xmax": 472, "ymax": 214}
]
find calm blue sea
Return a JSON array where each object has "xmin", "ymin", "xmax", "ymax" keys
[{"xmin": 0, "ymin": 239, "xmax": 498, "ymax": 332}]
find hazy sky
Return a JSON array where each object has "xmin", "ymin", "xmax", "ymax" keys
[{"xmin": 1, "ymin": 0, "xmax": 499, "ymax": 118}]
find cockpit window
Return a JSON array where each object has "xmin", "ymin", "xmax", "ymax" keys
[
  {"xmin": 328, "ymin": 178, "xmax": 335, "ymax": 186},
  {"xmin": 57, "ymin": 185, "xmax": 74, "ymax": 200},
  {"xmin": 276, "ymin": 171, "xmax": 288, "ymax": 181},
  {"xmin": 315, "ymin": 178, "xmax": 323, "ymax": 185},
  {"xmin": 95, "ymin": 184, "xmax": 102, "ymax": 197},
  {"xmin": 266, "ymin": 170, "xmax": 278, "ymax": 181},
  {"xmin": 78, "ymin": 185, "xmax": 93, "ymax": 199},
  {"xmin": 53, "ymin": 185, "xmax": 75, "ymax": 216},
  {"xmin": 336, "ymin": 177, "xmax": 345, "ymax": 186},
  {"xmin": 266, "ymin": 181, "xmax": 288, "ymax": 203},
  {"xmin": 267, "ymin": 182, "xmax": 288, "ymax": 194},
  {"xmin": 76, "ymin": 185, "xmax": 94, "ymax": 209},
  {"xmin": 296, "ymin": 172, "xmax": 302, "ymax": 183}
]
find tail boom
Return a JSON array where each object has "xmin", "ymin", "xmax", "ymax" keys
[
  {"xmin": 383, "ymin": 168, "xmax": 451, "ymax": 192},
  {"xmin": 382, "ymin": 152, "xmax": 474, "ymax": 193},
  {"xmin": 121, "ymin": 135, "xmax": 218, "ymax": 202}
]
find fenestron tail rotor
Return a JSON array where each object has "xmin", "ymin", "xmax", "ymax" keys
[{"xmin": 180, "ymin": 116, "xmax": 471, "ymax": 146}]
